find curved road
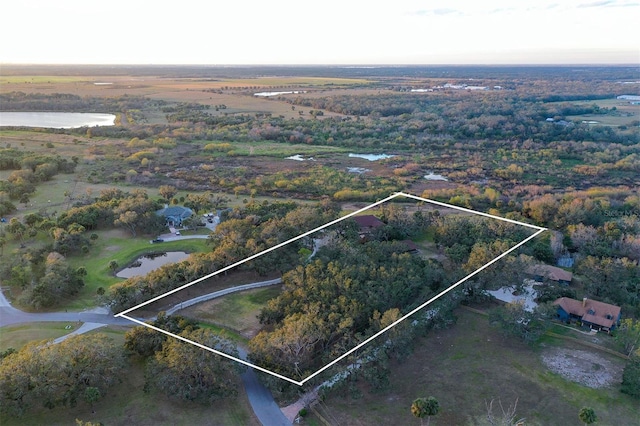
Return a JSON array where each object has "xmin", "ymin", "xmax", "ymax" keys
[{"xmin": 0, "ymin": 281, "xmax": 292, "ymax": 425}]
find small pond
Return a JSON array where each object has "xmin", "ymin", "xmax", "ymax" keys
[
  {"xmin": 116, "ymin": 251, "xmax": 190, "ymax": 279},
  {"xmin": 285, "ymin": 154, "xmax": 315, "ymax": 161},
  {"xmin": 0, "ymin": 112, "xmax": 116, "ymax": 129},
  {"xmin": 424, "ymin": 172, "xmax": 448, "ymax": 181},
  {"xmin": 348, "ymin": 153, "xmax": 395, "ymax": 161},
  {"xmin": 254, "ymin": 91, "xmax": 306, "ymax": 97}
]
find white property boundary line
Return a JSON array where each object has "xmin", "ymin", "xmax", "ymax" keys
[{"xmin": 116, "ymin": 192, "xmax": 547, "ymax": 386}]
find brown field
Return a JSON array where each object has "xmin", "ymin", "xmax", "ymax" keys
[
  {"xmin": 0, "ymin": 74, "xmax": 365, "ymax": 119},
  {"xmin": 319, "ymin": 308, "xmax": 638, "ymax": 426}
]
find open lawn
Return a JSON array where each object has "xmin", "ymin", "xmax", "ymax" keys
[
  {"xmin": 63, "ymin": 229, "xmax": 211, "ymax": 310},
  {"xmin": 181, "ymin": 287, "xmax": 282, "ymax": 339},
  {"xmin": 321, "ymin": 308, "xmax": 638, "ymax": 426},
  {"xmin": 0, "ymin": 321, "xmax": 80, "ymax": 352}
]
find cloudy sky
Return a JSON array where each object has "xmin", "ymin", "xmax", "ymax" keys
[{"xmin": 2, "ymin": 0, "xmax": 638, "ymax": 64}]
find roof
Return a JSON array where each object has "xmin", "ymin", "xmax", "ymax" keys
[
  {"xmin": 527, "ymin": 264, "xmax": 573, "ymax": 282},
  {"xmin": 399, "ymin": 240, "xmax": 420, "ymax": 252},
  {"xmin": 553, "ymin": 297, "xmax": 621, "ymax": 329},
  {"xmin": 156, "ymin": 205, "xmax": 193, "ymax": 219},
  {"xmin": 353, "ymin": 215, "xmax": 384, "ymax": 229}
]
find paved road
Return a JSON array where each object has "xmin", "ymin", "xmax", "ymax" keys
[
  {"xmin": 238, "ymin": 348, "xmax": 292, "ymax": 426},
  {"xmin": 0, "ymin": 282, "xmax": 292, "ymax": 426},
  {"xmin": 165, "ymin": 278, "xmax": 282, "ymax": 315}
]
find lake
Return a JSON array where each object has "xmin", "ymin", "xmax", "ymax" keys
[
  {"xmin": 0, "ymin": 112, "xmax": 116, "ymax": 129},
  {"xmin": 116, "ymin": 251, "xmax": 190, "ymax": 279}
]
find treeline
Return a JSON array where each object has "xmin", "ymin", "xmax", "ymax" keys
[{"xmin": 0, "ymin": 91, "xmax": 159, "ymax": 113}]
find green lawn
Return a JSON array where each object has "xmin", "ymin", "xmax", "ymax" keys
[
  {"xmin": 64, "ymin": 231, "xmax": 211, "ymax": 310},
  {"xmin": 182, "ymin": 287, "xmax": 282, "ymax": 340},
  {"xmin": 0, "ymin": 322, "xmax": 80, "ymax": 352}
]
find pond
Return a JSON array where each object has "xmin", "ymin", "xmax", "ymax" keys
[
  {"xmin": 348, "ymin": 153, "xmax": 395, "ymax": 161},
  {"xmin": 285, "ymin": 154, "xmax": 315, "ymax": 161},
  {"xmin": 116, "ymin": 251, "xmax": 190, "ymax": 279},
  {"xmin": 0, "ymin": 112, "xmax": 116, "ymax": 129},
  {"xmin": 254, "ymin": 91, "xmax": 306, "ymax": 97},
  {"xmin": 424, "ymin": 172, "xmax": 448, "ymax": 181}
]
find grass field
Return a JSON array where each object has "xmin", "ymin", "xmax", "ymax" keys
[
  {"xmin": 321, "ymin": 308, "xmax": 638, "ymax": 426},
  {"xmin": 200, "ymin": 140, "xmax": 349, "ymax": 157},
  {"xmin": 0, "ymin": 322, "xmax": 80, "ymax": 352},
  {"xmin": 182, "ymin": 287, "xmax": 282, "ymax": 339}
]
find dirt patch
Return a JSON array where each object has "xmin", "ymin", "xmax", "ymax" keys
[{"xmin": 540, "ymin": 346, "xmax": 624, "ymax": 388}]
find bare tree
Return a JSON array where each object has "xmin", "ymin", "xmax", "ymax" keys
[{"xmin": 485, "ymin": 397, "xmax": 525, "ymax": 426}]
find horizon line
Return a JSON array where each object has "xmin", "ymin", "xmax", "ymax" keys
[{"xmin": 2, "ymin": 62, "xmax": 639, "ymax": 67}]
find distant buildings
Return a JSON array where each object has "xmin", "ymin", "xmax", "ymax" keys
[{"xmin": 554, "ymin": 297, "xmax": 621, "ymax": 333}]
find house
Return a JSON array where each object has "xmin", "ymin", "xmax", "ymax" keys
[
  {"xmin": 156, "ymin": 205, "xmax": 193, "ymax": 227},
  {"xmin": 399, "ymin": 239, "xmax": 420, "ymax": 255},
  {"xmin": 553, "ymin": 297, "xmax": 621, "ymax": 332},
  {"xmin": 527, "ymin": 264, "xmax": 573, "ymax": 285},
  {"xmin": 353, "ymin": 215, "xmax": 384, "ymax": 233}
]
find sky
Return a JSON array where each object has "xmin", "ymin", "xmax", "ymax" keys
[{"xmin": 1, "ymin": 0, "xmax": 639, "ymax": 65}]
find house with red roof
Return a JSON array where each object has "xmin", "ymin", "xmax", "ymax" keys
[{"xmin": 553, "ymin": 297, "xmax": 621, "ymax": 333}]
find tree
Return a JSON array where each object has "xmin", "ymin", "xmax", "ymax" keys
[
  {"xmin": 578, "ymin": 407, "xmax": 597, "ymax": 425},
  {"xmin": 158, "ymin": 185, "xmax": 177, "ymax": 202},
  {"xmin": 621, "ymin": 356, "xmax": 640, "ymax": 399},
  {"xmin": 0, "ymin": 334, "xmax": 125, "ymax": 417},
  {"xmin": 146, "ymin": 328, "xmax": 242, "ymax": 403},
  {"xmin": 615, "ymin": 318, "xmax": 640, "ymax": 357},
  {"xmin": 411, "ymin": 396, "xmax": 439, "ymax": 426},
  {"xmin": 489, "ymin": 302, "xmax": 549, "ymax": 345},
  {"xmin": 84, "ymin": 387, "xmax": 100, "ymax": 413},
  {"xmin": 485, "ymin": 397, "xmax": 525, "ymax": 425}
]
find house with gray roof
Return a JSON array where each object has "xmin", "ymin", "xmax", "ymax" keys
[{"xmin": 156, "ymin": 205, "xmax": 193, "ymax": 227}]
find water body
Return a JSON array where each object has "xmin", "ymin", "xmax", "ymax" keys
[
  {"xmin": 424, "ymin": 172, "xmax": 448, "ymax": 181},
  {"xmin": 347, "ymin": 167, "xmax": 371, "ymax": 174},
  {"xmin": 116, "ymin": 251, "xmax": 189, "ymax": 279},
  {"xmin": 285, "ymin": 154, "xmax": 314, "ymax": 161},
  {"xmin": 254, "ymin": 91, "xmax": 306, "ymax": 97},
  {"xmin": 0, "ymin": 112, "xmax": 116, "ymax": 129},
  {"xmin": 348, "ymin": 153, "xmax": 395, "ymax": 161}
]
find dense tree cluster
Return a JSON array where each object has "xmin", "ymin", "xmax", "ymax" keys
[
  {"xmin": 123, "ymin": 314, "xmax": 242, "ymax": 402},
  {"xmin": 0, "ymin": 334, "xmax": 126, "ymax": 417},
  {"xmin": 249, "ymin": 214, "xmax": 451, "ymax": 378},
  {"xmin": 0, "ymin": 91, "xmax": 157, "ymax": 113}
]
